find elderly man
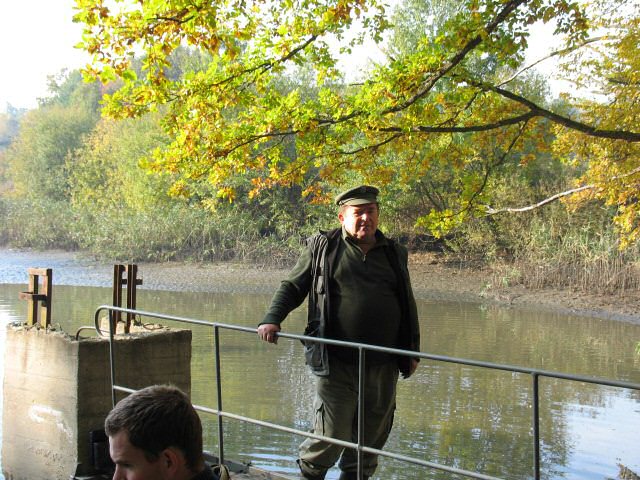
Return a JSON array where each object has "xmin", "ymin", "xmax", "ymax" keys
[
  {"xmin": 105, "ymin": 385, "xmax": 219, "ymax": 480},
  {"xmin": 258, "ymin": 185, "xmax": 420, "ymax": 480}
]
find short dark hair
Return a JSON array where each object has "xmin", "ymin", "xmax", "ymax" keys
[{"xmin": 105, "ymin": 385, "xmax": 203, "ymax": 470}]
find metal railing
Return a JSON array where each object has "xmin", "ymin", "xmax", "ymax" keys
[{"xmin": 94, "ymin": 305, "xmax": 640, "ymax": 480}]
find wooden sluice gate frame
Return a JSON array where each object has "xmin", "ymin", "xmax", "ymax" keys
[
  {"xmin": 18, "ymin": 267, "xmax": 53, "ymax": 328},
  {"xmin": 16, "ymin": 264, "xmax": 143, "ymax": 333},
  {"xmin": 111, "ymin": 264, "xmax": 142, "ymax": 333}
]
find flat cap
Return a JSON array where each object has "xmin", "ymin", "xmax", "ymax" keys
[{"xmin": 334, "ymin": 185, "xmax": 379, "ymax": 206}]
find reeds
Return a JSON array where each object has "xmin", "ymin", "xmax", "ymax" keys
[{"xmin": 497, "ymin": 256, "xmax": 640, "ymax": 294}]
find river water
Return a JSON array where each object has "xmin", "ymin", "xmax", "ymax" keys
[{"xmin": 1, "ymin": 250, "xmax": 639, "ymax": 479}]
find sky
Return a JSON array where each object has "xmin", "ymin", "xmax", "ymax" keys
[
  {"xmin": 0, "ymin": 0, "xmax": 89, "ymax": 112},
  {"xmin": 0, "ymin": 0, "xmax": 564, "ymax": 114}
]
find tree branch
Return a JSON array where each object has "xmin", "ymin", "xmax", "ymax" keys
[
  {"xmin": 483, "ymin": 184, "xmax": 594, "ymax": 214},
  {"xmin": 498, "ymin": 36, "xmax": 609, "ymax": 87},
  {"xmin": 337, "ymin": 133, "xmax": 403, "ymax": 155},
  {"xmin": 467, "ymin": 79, "xmax": 640, "ymax": 141},
  {"xmin": 411, "ymin": 112, "xmax": 536, "ymax": 133},
  {"xmin": 383, "ymin": 0, "xmax": 528, "ymax": 115},
  {"xmin": 456, "ymin": 121, "xmax": 529, "ymax": 218},
  {"xmin": 483, "ymin": 166, "xmax": 640, "ymax": 215},
  {"xmin": 214, "ymin": 34, "xmax": 319, "ymax": 88},
  {"xmin": 316, "ymin": 0, "xmax": 528, "ymax": 126}
]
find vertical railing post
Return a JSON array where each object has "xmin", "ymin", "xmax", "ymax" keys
[
  {"xmin": 357, "ymin": 347, "xmax": 366, "ymax": 480},
  {"xmin": 214, "ymin": 325, "xmax": 225, "ymax": 465},
  {"xmin": 108, "ymin": 310, "xmax": 117, "ymax": 407},
  {"xmin": 532, "ymin": 373, "xmax": 541, "ymax": 480}
]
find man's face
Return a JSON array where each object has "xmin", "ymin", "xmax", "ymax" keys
[
  {"xmin": 109, "ymin": 430, "xmax": 167, "ymax": 480},
  {"xmin": 338, "ymin": 203, "xmax": 379, "ymax": 244}
]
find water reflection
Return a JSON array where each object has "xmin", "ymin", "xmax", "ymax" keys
[{"xmin": 1, "ymin": 284, "xmax": 639, "ymax": 479}]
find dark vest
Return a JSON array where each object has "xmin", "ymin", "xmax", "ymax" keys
[{"xmin": 302, "ymin": 228, "xmax": 419, "ymax": 377}]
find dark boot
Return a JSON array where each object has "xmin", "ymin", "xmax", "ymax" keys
[
  {"xmin": 338, "ymin": 472, "xmax": 370, "ymax": 480},
  {"xmin": 300, "ymin": 473, "xmax": 326, "ymax": 480},
  {"xmin": 297, "ymin": 459, "xmax": 326, "ymax": 480}
]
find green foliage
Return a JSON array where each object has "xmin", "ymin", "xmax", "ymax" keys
[
  {"xmin": 5, "ymin": 104, "xmax": 98, "ymax": 201},
  {"xmin": 69, "ymin": 202, "xmax": 304, "ymax": 264},
  {"xmin": 472, "ymin": 198, "xmax": 640, "ymax": 293},
  {"xmin": 0, "ymin": 105, "xmax": 25, "ymax": 150},
  {"xmin": 0, "ymin": 197, "xmax": 78, "ymax": 249},
  {"xmin": 41, "ymin": 69, "xmax": 103, "ymax": 111},
  {"xmin": 73, "ymin": 0, "xmax": 594, "ymax": 205},
  {"xmin": 68, "ymin": 113, "xmax": 172, "ymax": 214},
  {"xmin": 70, "ymin": 204, "xmax": 205, "ymax": 262},
  {"xmin": 72, "ymin": 0, "xmax": 640, "ymax": 248}
]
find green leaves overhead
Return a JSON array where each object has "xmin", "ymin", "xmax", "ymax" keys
[{"xmin": 75, "ymin": 0, "xmax": 640, "ymax": 246}]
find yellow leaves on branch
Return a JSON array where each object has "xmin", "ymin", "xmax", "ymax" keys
[
  {"xmin": 74, "ymin": 0, "xmax": 640, "ymax": 247},
  {"xmin": 216, "ymin": 186, "xmax": 236, "ymax": 203}
]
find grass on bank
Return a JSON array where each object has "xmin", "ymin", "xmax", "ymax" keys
[{"xmin": 1, "ymin": 196, "xmax": 638, "ymax": 296}]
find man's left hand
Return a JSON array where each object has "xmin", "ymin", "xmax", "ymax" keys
[{"xmin": 408, "ymin": 359, "xmax": 418, "ymax": 377}]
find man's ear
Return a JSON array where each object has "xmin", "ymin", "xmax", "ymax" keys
[{"xmin": 160, "ymin": 447, "xmax": 183, "ymax": 475}]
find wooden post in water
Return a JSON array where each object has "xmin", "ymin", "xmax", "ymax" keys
[
  {"xmin": 111, "ymin": 264, "xmax": 142, "ymax": 333},
  {"xmin": 18, "ymin": 268, "xmax": 53, "ymax": 328}
]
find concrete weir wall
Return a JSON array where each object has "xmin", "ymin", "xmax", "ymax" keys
[{"xmin": 2, "ymin": 324, "xmax": 192, "ymax": 480}]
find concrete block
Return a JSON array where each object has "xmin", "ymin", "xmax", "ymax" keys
[{"xmin": 2, "ymin": 323, "xmax": 192, "ymax": 480}]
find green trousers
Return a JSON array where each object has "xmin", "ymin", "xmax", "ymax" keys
[{"xmin": 298, "ymin": 357, "xmax": 399, "ymax": 477}]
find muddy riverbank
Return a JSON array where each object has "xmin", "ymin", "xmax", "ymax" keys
[{"xmin": 1, "ymin": 248, "xmax": 639, "ymax": 324}]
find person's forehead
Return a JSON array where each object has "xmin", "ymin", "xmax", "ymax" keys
[
  {"xmin": 110, "ymin": 431, "xmax": 142, "ymax": 461},
  {"xmin": 110, "ymin": 431, "xmax": 130, "ymax": 454},
  {"xmin": 346, "ymin": 203, "xmax": 378, "ymax": 212}
]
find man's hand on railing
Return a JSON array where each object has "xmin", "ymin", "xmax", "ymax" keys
[
  {"xmin": 257, "ymin": 323, "xmax": 281, "ymax": 344},
  {"xmin": 408, "ymin": 359, "xmax": 419, "ymax": 378}
]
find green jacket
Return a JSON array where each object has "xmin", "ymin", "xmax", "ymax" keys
[{"xmin": 262, "ymin": 228, "xmax": 420, "ymax": 377}]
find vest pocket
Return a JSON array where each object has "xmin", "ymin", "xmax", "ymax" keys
[
  {"xmin": 303, "ymin": 320, "xmax": 329, "ymax": 375},
  {"xmin": 303, "ymin": 321, "xmax": 322, "ymax": 367}
]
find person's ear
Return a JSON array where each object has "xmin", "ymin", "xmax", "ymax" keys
[{"xmin": 160, "ymin": 447, "xmax": 182, "ymax": 475}]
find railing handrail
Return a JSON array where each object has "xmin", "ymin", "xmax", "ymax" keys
[
  {"xmin": 94, "ymin": 305, "xmax": 640, "ymax": 391},
  {"xmin": 94, "ymin": 304, "xmax": 640, "ymax": 480}
]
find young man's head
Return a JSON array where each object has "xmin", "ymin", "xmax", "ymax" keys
[{"xmin": 105, "ymin": 385, "xmax": 204, "ymax": 480}]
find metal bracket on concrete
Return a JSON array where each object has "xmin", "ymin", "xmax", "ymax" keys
[
  {"xmin": 18, "ymin": 267, "xmax": 53, "ymax": 328},
  {"xmin": 111, "ymin": 264, "xmax": 142, "ymax": 333}
]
